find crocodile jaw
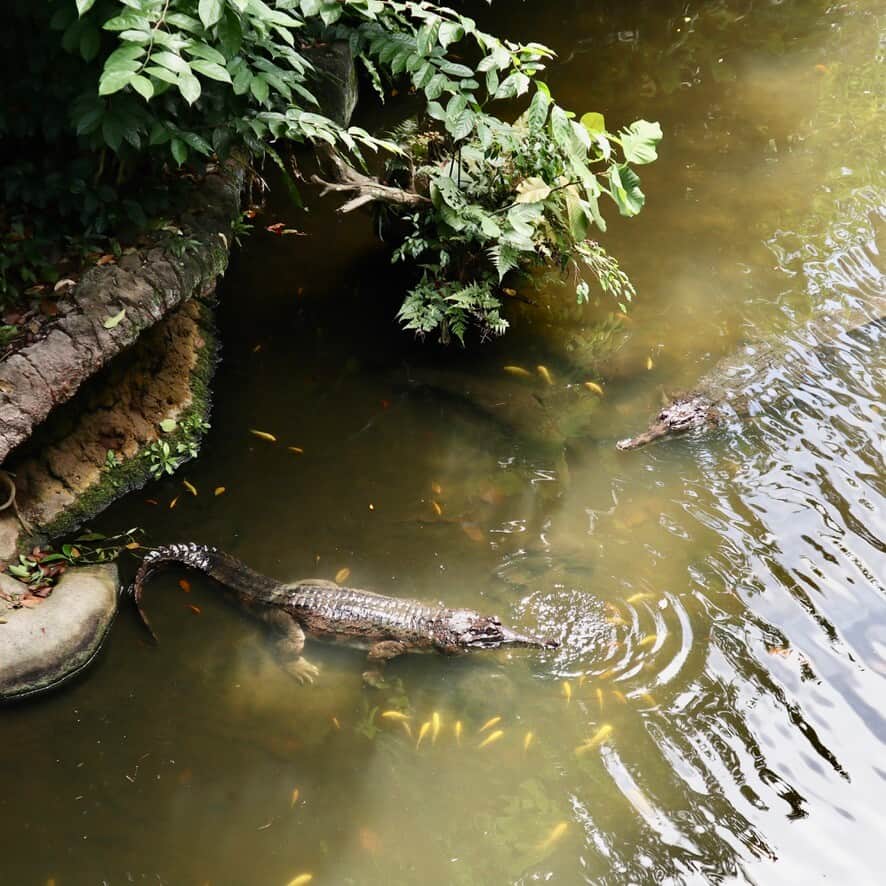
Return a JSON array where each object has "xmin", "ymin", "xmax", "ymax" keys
[
  {"xmin": 617, "ymin": 396, "xmax": 716, "ymax": 451},
  {"xmin": 499, "ymin": 625, "xmax": 560, "ymax": 649},
  {"xmin": 616, "ymin": 420, "xmax": 670, "ymax": 451}
]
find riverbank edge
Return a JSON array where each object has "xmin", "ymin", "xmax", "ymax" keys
[{"xmin": 0, "ymin": 164, "xmax": 242, "ymax": 560}]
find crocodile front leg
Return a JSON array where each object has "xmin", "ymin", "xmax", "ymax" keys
[
  {"xmin": 363, "ymin": 640, "xmax": 409, "ymax": 688},
  {"xmin": 265, "ymin": 609, "xmax": 320, "ymax": 685}
]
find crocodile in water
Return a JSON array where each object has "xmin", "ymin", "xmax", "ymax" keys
[
  {"xmin": 617, "ymin": 299, "xmax": 885, "ymax": 451},
  {"xmin": 130, "ymin": 544, "xmax": 558, "ymax": 685}
]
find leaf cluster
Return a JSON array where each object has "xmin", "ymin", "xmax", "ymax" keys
[{"xmin": 1, "ymin": 1, "xmax": 661, "ymax": 343}]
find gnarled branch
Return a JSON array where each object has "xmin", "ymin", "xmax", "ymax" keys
[{"xmin": 311, "ymin": 148, "xmax": 430, "ymax": 214}]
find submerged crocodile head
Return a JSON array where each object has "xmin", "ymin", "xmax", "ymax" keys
[
  {"xmin": 436, "ymin": 609, "xmax": 559, "ymax": 652},
  {"xmin": 616, "ymin": 395, "xmax": 717, "ymax": 451}
]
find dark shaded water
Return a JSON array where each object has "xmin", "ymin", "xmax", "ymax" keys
[{"xmin": 2, "ymin": 1, "xmax": 884, "ymax": 884}]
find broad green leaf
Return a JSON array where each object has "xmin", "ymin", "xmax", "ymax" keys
[
  {"xmin": 506, "ymin": 203, "xmax": 542, "ymax": 240},
  {"xmin": 178, "ymin": 72, "xmax": 202, "ymax": 105},
  {"xmin": 444, "ymin": 94, "xmax": 472, "ymax": 141},
  {"xmin": 218, "ymin": 11, "xmax": 243, "ymax": 55},
  {"xmin": 515, "ymin": 177, "xmax": 551, "ymax": 204},
  {"xmin": 187, "ymin": 41, "xmax": 227, "ymax": 65},
  {"xmin": 438, "ymin": 22, "xmax": 464, "ymax": 48},
  {"xmin": 426, "ymin": 101, "xmax": 446, "ymax": 121},
  {"xmin": 549, "ymin": 105, "xmax": 572, "ymax": 151},
  {"xmin": 191, "ymin": 60, "xmax": 232, "ymax": 82},
  {"xmin": 564, "ymin": 188, "xmax": 590, "ymax": 241},
  {"xmin": 166, "ymin": 13, "xmax": 203, "ymax": 34},
  {"xmin": 129, "ymin": 74, "xmax": 154, "ymax": 100},
  {"xmin": 424, "ymin": 73, "xmax": 447, "ymax": 100},
  {"xmin": 608, "ymin": 164, "xmax": 645, "ymax": 216},
  {"xmin": 104, "ymin": 44, "xmax": 144, "ymax": 71},
  {"xmin": 98, "ymin": 70, "xmax": 134, "ymax": 96},
  {"xmin": 170, "ymin": 137, "xmax": 188, "ymax": 166},
  {"xmin": 495, "ymin": 72, "xmax": 530, "ymax": 100},
  {"xmin": 199, "ymin": 0, "xmax": 225, "ymax": 29},
  {"xmin": 250, "ymin": 74, "xmax": 270, "ymax": 104},
  {"xmin": 159, "ymin": 418, "xmax": 177, "ymax": 433},
  {"xmin": 527, "ymin": 89, "xmax": 550, "ymax": 129},
  {"xmin": 619, "ymin": 119, "xmax": 662, "ymax": 165},
  {"xmin": 197, "ymin": 0, "xmax": 225, "ymax": 28},
  {"xmin": 118, "ymin": 29, "xmax": 152, "ymax": 44},
  {"xmin": 77, "ymin": 0, "xmax": 97, "ymax": 15},
  {"xmin": 580, "ymin": 112, "xmax": 605, "ymax": 135},
  {"xmin": 153, "ymin": 51, "xmax": 189, "ymax": 74},
  {"xmin": 439, "ymin": 60, "xmax": 473, "ymax": 78},
  {"xmin": 79, "ymin": 27, "xmax": 100, "ymax": 62},
  {"xmin": 145, "ymin": 65, "xmax": 179, "ymax": 85}
]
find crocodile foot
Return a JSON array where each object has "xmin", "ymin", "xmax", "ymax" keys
[
  {"xmin": 362, "ymin": 669, "xmax": 387, "ymax": 689},
  {"xmin": 287, "ymin": 657, "xmax": 320, "ymax": 685}
]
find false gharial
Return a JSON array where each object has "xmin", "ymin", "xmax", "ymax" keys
[
  {"xmin": 617, "ymin": 299, "xmax": 885, "ymax": 452},
  {"xmin": 130, "ymin": 544, "xmax": 558, "ymax": 685}
]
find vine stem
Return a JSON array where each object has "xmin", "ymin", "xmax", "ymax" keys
[{"xmin": 137, "ymin": 0, "xmax": 171, "ymax": 75}]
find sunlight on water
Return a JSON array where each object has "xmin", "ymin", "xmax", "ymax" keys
[{"xmin": 2, "ymin": 1, "xmax": 884, "ymax": 884}]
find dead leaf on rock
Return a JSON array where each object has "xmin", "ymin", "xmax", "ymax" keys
[{"xmin": 103, "ymin": 308, "xmax": 126, "ymax": 329}]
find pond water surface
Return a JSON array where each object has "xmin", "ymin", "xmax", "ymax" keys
[{"xmin": 2, "ymin": 1, "xmax": 885, "ymax": 884}]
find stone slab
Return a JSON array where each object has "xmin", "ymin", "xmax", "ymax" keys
[{"xmin": 0, "ymin": 563, "xmax": 118, "ymax": 701}]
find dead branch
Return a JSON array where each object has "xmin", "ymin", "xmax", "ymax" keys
[{"xmin": 311, "ymin": 148, "xmax": 430, "ymax": 214}]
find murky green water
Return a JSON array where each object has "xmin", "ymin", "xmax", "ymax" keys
[{"xmin": 3, "ymin": 1, "xmax": 885, "ymax": 883}]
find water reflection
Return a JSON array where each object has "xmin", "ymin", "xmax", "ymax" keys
[{"xmin": 2, "ymin": 0, "xmax": 885, "ymax": 883}]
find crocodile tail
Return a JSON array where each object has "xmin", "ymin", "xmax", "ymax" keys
[{"xmin": 130, "ymin": 543, "xmax": 283, "ymax": 641}]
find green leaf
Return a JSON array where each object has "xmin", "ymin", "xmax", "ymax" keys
[
  {"xmin": 619, "ymin": 120, "xmax": 662, "ymax": 165},
  {"xmin": 129, "ymin": 74, "xmax": 154, "ymax": 100},
  {"xmin": 495, "ymin": 72, "xmax": 530, "ymax": 100},
  {"xmin": 104, "ymin": 44, "xmax": 144, "ymax": 71},
  {"xmin": 549, "ymin": 105, "xmax": 573, "ymax": 151},
  {"xmin": 439, "ymin": 60, "xmax": 473, "ymax": 78},
  {"xmin": 218, "ymin": 11, "xmax": 243, "ymax": 55},
  {"xmin": 190, "ymin": 60, "xmax": 232, "ymax": 82},
  {"xmin": 580, "ymin": 112, "xmax": 605, "ymax": 135},
  {"xmin": 564, "ymin": 188, "xmax": 590, "ymax": 241},
  {"xmin": 250, "ymin": 74, "xmax": 270, "ymax": 104},
  {"xmin": 178, "ymin": 72, "xmax": 202, "ymax": 105},
  {"xmin": 438, "ymin": 22, "xmax": 464, "ymax": 48},
  {"xmin": 527, "ymin": 89, "xmax": 550, "ymax": 129},
  {"xmin": 159, "ymin": 418, "xmax": 177, "ymax": 433},
  {"xmin": 145, "ymin": 65, "xmax": 179, "ymax": 85},
  {"xmin": 170, "ymin": 137, "xmax": 188, "ymax": 166},
  {"xmin": 79, "ymin": 27, "xmax": 100, "ymax": 62},
  {"xmin": 76, "ymin": 0, "xmax": 97, "ymax": 15},
  {"xmin": 444, "ymin": 94, "xmax": 473, "ymax": 141},
  {"xmin": 198, "ymin": 0, "xmax": 225, "ymax": 29},
  {"xmin": 103, "ymin": 308, "xmax": 126, "ymax": 329},
  {"xmin": 424, "ymin": 73, "xmax": 448, "ymax": 101},
  {"xmin": 608, "ymin": 164, "xmax": 645, "ymax": 216},
  {"xmin": 426, "ymin": 100, "xmax": 446, "ymax": 121},
  {"xmin": 514, "ymin": 177, "xmax": 551, "ymax": 204},
  {"xmin": 187, "ymin": 41, "xmax": 227, "ymax": 65},
  {"xmin": 98, "ymin": 70, "xmax": 133, "ymax": 97},
  {"xmin": 153, "ymin": 51, "xmax": 190, "ymax": 74}
]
